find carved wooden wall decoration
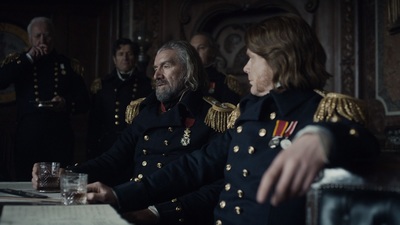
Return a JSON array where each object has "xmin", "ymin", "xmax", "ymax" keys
[{"xmin": 340, "ymin": 0, "xmax": 356, "ymax": 96}]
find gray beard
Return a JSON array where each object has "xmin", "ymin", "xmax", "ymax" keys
[{"xmin": 155, "ymin": 85, "xmax": 184, "ymax": 102}]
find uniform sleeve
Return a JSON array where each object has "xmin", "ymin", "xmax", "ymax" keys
[
  {"xmin": 72, "ymin": 123, "xmax": 140, "ymax": 186},
  {"xmin": 316, "ymin": 121, "xmax": 380, "ymax": 166},
  {"xmin": 154, "ymin": 179, "xmax": 223, "ymax": 224},
  {"xmin": 113, "ymin": 130, "xmax": 232, "ymax": 213}
]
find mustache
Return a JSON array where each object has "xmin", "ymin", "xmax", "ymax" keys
[{"xmin": 155, "ymin": 79, "xmax": 168, "ymax": 86}]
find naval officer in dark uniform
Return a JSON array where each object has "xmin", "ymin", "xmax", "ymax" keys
[
  {"xmin": 33, "ymin": 40, "xmax": 235, "ymax": 225},
  {"xmin": 86, "ymin": 38, "xmax": 152, "ymax": 159},
  {"xmin": 0, "ymin": 17, "xmax": 90, "ymax": 181},
  {"xmin": 84, "ymin": 14, "xmax": 380, "ymax": 225},
  {"xmin": 190, "ymin": 33, "xmax": 242, "ymax": 105}
]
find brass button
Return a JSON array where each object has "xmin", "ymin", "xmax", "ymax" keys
[
  {"xmin": 270, "ymin": 112, "xmax": 276, "ymax": 120},
  {"xmin": 115, "ymin": 114, "xmax": 119, "ymax": 119},
  {"xmin": 236, "ymin": 126, "xmax": 243, "ymax": 133},
  {"xmin": 219, "ymin": 201, "xmax": 226, "ymax": 208},
  {"xmin": 134, "ymin": 178, "xmax": 140, "ymax": 182},
  {"xmin": 164, "ymin": 140, "xmax": 169, "ymax": 146},
  {"xmin": 248, "ymin": 146, "xmax": 255, "ymax": 154},
  {"xmin": 157, "ymin": 163, "xmax": 163, "ymax": 168},
  {"xmin": 142, "ymin": 149, "xmax": 147, "ymax": 155},
  {"xmin": 216, "ymin": 220, "xmax": 222, "ymax": 225},
  {"xmin": 168, "ymin": 127, "xmax": 173, "ymax": 132},
  {"xmin": 224, "ymin": 183, "xmax": 231, "ymax": 191},
  {"xmin": 237, "ymin": 190, "xmax": 244, "ymax": 198},
  {"xmin": 233, "ymin": 145, "xmax": 239, "ymax": 153},
  {"xmin": 171, "ymin": 198, "xmax": 177, "ymax": 202},
  {"xmin": 175, "ymin": 206, "xmax": 182, "ymax": 211},
  {"xmin": 115, "ymin": 121, "xmax": 119, "ymax": 125},
  {"xmin": 116, "ymin": 101, "xmax": 120, "ymax": 105},
  {"xmin": 349, "ymin": 128, "xmax": 358, "ymax": 136},
  {"xmin": 330, "ymin": 116, "xmax": 339, "ymax": 123},
  {"xmin": 243, "ymin": 169, "xmax": 249, "ymax": 177},
  {"xmin": 234, "ymin": 206, "xmax": 242, "ymax": 214},
  {"xmin": 259, "ymin": 128, "xmax": 267, "ymax": 137},
  {"xmin": 142, "ymin": 161, "xmax": 147, "ymax": 166},
  {"xmin": 115, "ymin": 108, "xmax": 119, "ymax": 112},
  {"xmin": 178, "ymin": 218, "xmax": 184, "ymax": 222},
  {"xmin": 137, "ymin": 174, "xmax": 143, "ymax": 179},
  {"xmin": 34, "ymin": 85, "xmax": 38, "ymax": 89},
  {"xmin": 226, "ymin": 164, "xmax": 231, "ymax": 171},
  {"xmin": 144, "ymin": 135, "xmax": 149, "ymax": 141}
]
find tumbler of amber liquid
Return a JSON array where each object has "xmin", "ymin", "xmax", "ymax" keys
[{"xmin": 37, "ymin": 162, "xmax": 60, "ymax": 192}]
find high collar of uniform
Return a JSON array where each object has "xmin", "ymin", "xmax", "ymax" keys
[
  {"xmin": 239, "ymin": 89, "xmax": 316, "ymax": 120},
  {"xmin": 142, "ymin": 89, "xmax": 204, "ymax": 118}
]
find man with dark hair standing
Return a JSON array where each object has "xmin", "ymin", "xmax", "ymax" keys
[
  {"xmin": 0, "ymin": 16, "xmax": 90, "ymax": 181},
  {"xmin": 87, "ymin": 38, "xmax": 152, "ymax": 159}
]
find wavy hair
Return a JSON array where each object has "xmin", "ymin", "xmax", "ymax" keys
[
  {"xmin": 245, "ymin": 13, "xmax": 331, "ymax": 90},
  {"xmin": 157, "ymin": 40, "xmax": 208, "ymax": 92}
]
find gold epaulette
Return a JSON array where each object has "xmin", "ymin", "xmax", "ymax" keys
[
  {"xmin": 203, "ymin": 96, "xmax": 236, "ymax": 132},
  {"xmin": 125, "ymin": 97, "xmax": 146, "ymax": 124},
  {"xmin": 71, "ymin": 58, "xmax": 85, "ymax": 76},
  {"xmin": 225, "ymin": 74, "xmax": 243, "ymax": 96},
  {"xmin": 313, "ymin": 91, "xmax": 366, "ymax": 125},
  {"xmin": 1, "ymin": 53, "xmax": 20, "ymax": 67},
  {"xmin": 227, "ymin": 103, "xmax": 240, "ymax": 129},
  {"xmin": 90, "ymin": 78, "xmax": 102, "ymax": 94}
]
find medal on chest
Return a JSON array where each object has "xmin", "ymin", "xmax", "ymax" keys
[
  {"xmin": 269, "ymin": 120, "xmax": 298, "ymax": 149},
  {"xmin": 181, "ymin": 118, "xmax": 195, "ymax": 146}
]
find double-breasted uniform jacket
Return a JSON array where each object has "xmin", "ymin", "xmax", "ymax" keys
[
  {"xmin": 205, "ymin": 66, "xmax": 241, "ymax": 105},
  {"xmin": 112, "ymin": 89, "xmax": 380, "ymax": 225},
  {"xmin": 86, "ymin": 69, "xmax": 152, "ymax": 159},
  {"xmin": 0, "ymin": 51, "xmax": 90, "ymax": 180},
  {"xmin": 72, "ymin": 90, "xmax": 233, "ymax": 225}
]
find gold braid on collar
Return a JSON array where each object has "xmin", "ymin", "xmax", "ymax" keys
[
  {"xmin": 313, "ymin": 90, "xmax": 366, "ymax": 125},
  {"xmin": 203, "ymin": 96, "xmax": 236, "ymax": 132},
  {"xmin": 125, "ymin": 97, "xmax": 146, "ymax": 124}
]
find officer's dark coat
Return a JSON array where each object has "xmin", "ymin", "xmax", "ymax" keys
[
  {"xmin": 112, "ymin": 89, "xmax": 380, "ymax": 225},
  {"xmin": 205, "ymin": 66, "xmax": 241, "ymax": 105},
  {"xmin": 86, "ymin": 69, "xmax": 152, "ymax": 159},
  {"xmin": 73, "ymin": 90, "xmax": 223, "ymax": 225},
  {"xmin": 0, "ymin": 51, "xmax": 90, "ymax": 180}
]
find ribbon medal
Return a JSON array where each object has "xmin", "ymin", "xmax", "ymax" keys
[
  {"xmin": 269, "ymin": 120, "xmax": 298, "ymax": 149},
  {"xmin": 269, "ymin": 120, "xmax": 288, "ymax": 148},
  {"xmin": 280, "ymin": 121, "xmax": 298, "ymax": 149},
  {"xmin": 181, "ymin": 118, "xmax": 195, "ymax": 146}
]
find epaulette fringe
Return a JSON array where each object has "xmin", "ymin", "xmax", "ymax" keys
[
  {"xmin": 71, "ymin": 58, "xmax": 85, "ymax": 76},
  {"xmin": 225, "ymin": 74, "xmax": 243, "ymax": 96},
  {"xmin": 313, "ymin": 92, "xmax": 366, "ymax": 125},
  {"xmin": 203, "ymin": 96, "xmax": 236, "ymax": 132},
  {"xmin": 90, "ymin": 78, "xmax": 102, "ymax": 94},
  {"xmin": 125, "ymin": 98, "xmax": 146, "ymax": 124},
  {"xmin": 227, "ymin": 103, "xmax": 240, "ymax": 129},
  {"xmin": 1, "ymin": 53, "xmax": 20, "ymax": 67}
]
